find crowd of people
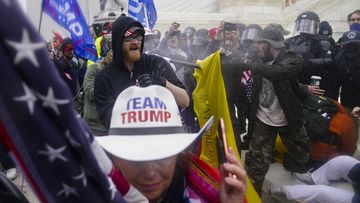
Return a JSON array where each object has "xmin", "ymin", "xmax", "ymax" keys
[{"xmin": 31, "ymin": 8, "xmax": 360, "ymax": 203}]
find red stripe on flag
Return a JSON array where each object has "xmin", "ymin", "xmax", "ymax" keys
[{"xmin": 0, "ymin": 122, "xmax": 46, "ymax": 203}]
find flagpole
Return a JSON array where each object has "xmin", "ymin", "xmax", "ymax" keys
[
  {"xmin": 153, "ymin": 54, "xmax": 200, "ymax": 69},
  {"xmin": 143, "ymin": 4, "xmax": 150, "ymax": 31},
  {"xmin": 38, "ymin": 5, "xmax": 44, "ymax": 32},
  {"xmin": 168, "ymin": 58, "xmax": 200, "ymax": 69}
]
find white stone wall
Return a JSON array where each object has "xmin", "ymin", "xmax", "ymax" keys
[
  {"xmin": 24, "ymin": 0, "xmax": 360, "ymax": 42},
  {"xmin": 155, "ymin": 0, "xmax": 360, "ymax": 41}
]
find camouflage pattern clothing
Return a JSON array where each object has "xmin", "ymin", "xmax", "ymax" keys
[
  {"xmin": 224, "ymin": 48, "xmax": 311, "ymax": 195},
  {"xmin": 245, "ymin": 118, "xmax": 309, "ymax": 193},
  {"xmin": 241, "ymin": 50, "xmax": 311, "ymax": 195}
]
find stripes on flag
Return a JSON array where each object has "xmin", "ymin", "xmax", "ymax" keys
[
  {"xmin": 0, "ymin": 1, "xmax": 131, "ymax": 202},
  {"xmin": 241, "ymin": 70, "xmax": 252, "ymax": 86},
  {"xmin": 124, "ymin": 30, "xmax": 134, "ymax": 37},
  {"xmin": 241, "ymin": 70, "xmax": 253, "ymax": 102}
]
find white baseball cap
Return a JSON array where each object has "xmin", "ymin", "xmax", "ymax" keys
[{"xmin": 96, "ymin": 85, "xmax": 214, "ymax": 161}]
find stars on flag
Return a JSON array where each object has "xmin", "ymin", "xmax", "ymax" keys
[
  {"xmin": 38, "ymin": 87, "xmax": 69, "ymax": 115},
  {"xmin": 245, "ymin": 78, "xmax": 253, "ymax": 102},
  {"xmin": 5, "ymin": 28, "xmax": 45, "ymax": 67},
  {"xmin": 13, "ymin": 82, "xmax": 37, "ymax": 115},
  {"xmin": 65, "ymin": 130, "xmax": 81, "ymax": 148},
  {"xmin": 57, "ymin": 182, "xmax": 79, "ymax": 198},
  {"xmin": 241, "ymin": 70, "xmax": 253, "ymax": 102},
  {"xmin": 73, "ymin": 167, "xmax": 87, "ymax": 187},
  {"xmin": 0, "ymin": 1, "xmax": 126, "ymax": 202},
  {"xmin": 38, "ymin": 143, "xmax": 68, "ymax": 163}
]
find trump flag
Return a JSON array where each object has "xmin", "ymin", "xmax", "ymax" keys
[
  {"xmin": 128, "ymin": 0, "xmax": 157, "ymax": 31},
  {"xmin": 42, "ymin": 0, "xmax": 98, "ymax": 62}
]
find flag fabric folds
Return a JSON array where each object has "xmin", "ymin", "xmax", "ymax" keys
[
  {"xmin": 42, "ymin": 0, "xmax": 98, "ymax": 62},
  {"xmin": 193, "ymin": 50, "xmax": 239, "ymax": 167},
  {"xmin": 0, "ymin": 1, "xmax": 125, "ymax": 202},
  {"xmin": 128, "ymin": 0, "xmax": 157, "ymax": 31},
  {"xmin": 193, "ymin": 50, "xmax": 262, "ymax": 203}
]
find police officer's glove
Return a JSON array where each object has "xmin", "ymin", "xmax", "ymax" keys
[{"xmin": 137, "ymin": 74, "xmax": 166, "ymax": 87}]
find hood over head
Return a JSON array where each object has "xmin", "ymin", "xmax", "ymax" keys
[{"xmin": 111, "ymin": 16, "xmax": 145, "ymax": 68}]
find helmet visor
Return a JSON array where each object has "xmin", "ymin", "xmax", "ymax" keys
[
  {"xmin": 295, "ymin": 19, "xmax": 319, "ymax": 35},
  {"xmin": 241, "ymin": 28, "xmax": 261, "ymax": 42}
]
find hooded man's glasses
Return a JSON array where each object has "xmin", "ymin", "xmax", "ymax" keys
[{"xmin": 124, "ymin": 33, "xmax": 143, "ymax": 43}]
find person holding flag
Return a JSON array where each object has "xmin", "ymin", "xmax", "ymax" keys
[{"xmin": 42, "ymin": 0, "xmax": 98, "ymax": 62}]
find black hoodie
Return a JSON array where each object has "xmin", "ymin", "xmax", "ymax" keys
[{"xmin": 94, "ymin": 16, "xmax": 185, "ymax": 128}]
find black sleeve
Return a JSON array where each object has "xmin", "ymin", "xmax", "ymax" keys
[
  {"xmin": 56, "ymin": 60, "xmax": 74, "ymax": 91},
  {"xmin": 149, "ymin": 55, "xmax": 186, "ymax": 89},
  {"xmin": 325, "ymin": 61, "xmax": 341, "ymax": 100},
  {"xmin": 250, "ymin": 53, "xmax": 303, "ymax": 81},
  {"xmin": 94, "ymin": 72, "xmax": 115, "ymax": 129},
  {"xmin": 296, "ymin": 81, "xmax": 310, "ymax": 103}
]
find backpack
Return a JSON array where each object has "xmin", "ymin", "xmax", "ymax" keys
[
  {"xmin": 302, "ymin": 95, "xmax": 340, "ymax": 168},
  {"xmin": 302, "ymin": 95, "xmax": 338, "ymax": 143}
]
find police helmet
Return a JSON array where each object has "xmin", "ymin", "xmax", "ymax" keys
[
  {"xmin": 193, "ymin": 28, "xmax": 209, "ymax": 46},
  {"xmin": 183, "ymin": 26, "xmax": 196, "ymax": 40},
  {"xmin": 241, "ymin": 24, "xmax": 262, "ymax": 43},
  {"xmin": 294, "ymin": 11, "xmax": 320, "ymax": 35}
]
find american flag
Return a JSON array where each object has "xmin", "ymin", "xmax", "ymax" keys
[
  {"xmin": 0, "ymin": 1, "xmax": 132, "ymax": 202},
  {"xmin": 240, "ymin": 70, "xmax": 253, "ymax": 102}
]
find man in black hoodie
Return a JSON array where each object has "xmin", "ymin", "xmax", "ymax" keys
[{"xmin": 94, "ymin": 16, "xmax": 189, "ymax": 129}]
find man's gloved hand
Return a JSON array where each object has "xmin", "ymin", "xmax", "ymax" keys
[{"xmin": 137, "ymin": 74, "xmax": 166, "ymax": 87}]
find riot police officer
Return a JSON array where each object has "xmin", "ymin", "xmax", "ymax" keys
[
  {"xmin": 333, "ymin": 30, "xmax": 360, "ymax": 111},
  {"xmin": 181, "ymin": 26, "xmax": 197, "ymax": 60},
  {"xmin": 285, "ymin": 11, "xmax": 336, "ymax": 99}
]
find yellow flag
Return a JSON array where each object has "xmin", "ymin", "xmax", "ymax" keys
[{"xmin": 193, "ymin": 50, "xmax": 262, "ymax": 203}]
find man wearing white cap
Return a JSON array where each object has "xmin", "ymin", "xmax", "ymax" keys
[{"xmin": 96, "ymin": 85, "xmax": 247, "ymax": 203}]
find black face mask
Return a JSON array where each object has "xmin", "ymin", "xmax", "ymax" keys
[{"xmin": 344, "ymin": 44, "xmax": 360, "ymax": 58}]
